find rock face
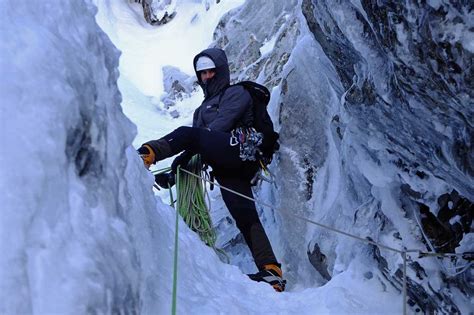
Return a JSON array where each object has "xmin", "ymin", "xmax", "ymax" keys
[
  {"xmin": 160, "ymin": 66, "xmax": 197, "ymax": 112},
  {"xmin": 212, "ymin": 0, "xmax": 473, "ymax": 312},
  {"xmin": 136, "ymin": 0, "xmax": 176, "ymax": 25}
]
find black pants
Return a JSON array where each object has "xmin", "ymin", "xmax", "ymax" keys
[{"xmin": 162, "ymin": 126, "xmax": 278, "ymax": 269}]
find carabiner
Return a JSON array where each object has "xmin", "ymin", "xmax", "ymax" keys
[{"xmin": 230, "ymin": 135, "xmax": 239, "ymax": 146}]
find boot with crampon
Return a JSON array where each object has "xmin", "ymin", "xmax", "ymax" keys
[{"xmin": 248, "ymin": 263, "xmax": 286, "ymax": 292}]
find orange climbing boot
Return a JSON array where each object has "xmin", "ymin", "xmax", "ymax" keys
[{"xmin": 248, "ymin": 263, "xmax": 286, "ymax": 292}]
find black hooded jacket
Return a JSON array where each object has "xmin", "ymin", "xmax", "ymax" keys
[{"xmin": 192, "ymin": 48, "xmax": 253, "ymax": 132}]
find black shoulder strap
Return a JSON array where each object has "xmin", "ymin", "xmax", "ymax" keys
[{"xmin": 217, "ymin": 81, "xmax": 270, "ymax": 107}]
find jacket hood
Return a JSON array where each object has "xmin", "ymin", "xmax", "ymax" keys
[{"xmin": 193, "ymin": 48, "xmax": 230, "ymax": 99}]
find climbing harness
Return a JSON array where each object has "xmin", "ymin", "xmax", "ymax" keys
[{"xmin": 231, "ymin": 127, "xmax": 263, "ymax": 161}]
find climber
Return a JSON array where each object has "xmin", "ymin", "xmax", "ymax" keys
[{"xmin": 137, "ymin": 47, "xmax": 285, "ymax": 292}]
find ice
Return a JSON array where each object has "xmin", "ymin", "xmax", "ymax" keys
[
  {"xmin": 260, "ymin": 33, "xmax": 278, "ymax": 56},
  {"xmin": 0, "ymin": 0, "xmax": 148, "ymax": 312},
  {"xmin": 2, "ymin": 0, "xmax": 471, "ymax": 313}
]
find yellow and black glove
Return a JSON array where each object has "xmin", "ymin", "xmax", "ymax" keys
[{"xmin": 137, "ymin": 144, "xmax": 156, "ymax": 169}]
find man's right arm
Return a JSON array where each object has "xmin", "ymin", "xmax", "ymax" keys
[{"xmin": 192, "ymin": 107, "xmax": 200, "ymax": 127}]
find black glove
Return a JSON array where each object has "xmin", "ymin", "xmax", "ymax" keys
[
  {"xmin": 137, "ymin": 146, "xmax": 149, "ymax": 155},
  {"xmin": 154, "ymin": 172, "xmax": 176, "ymax": 189},
  {"xmin": 171, "ymin": 150, "xmax": 194, "ymax": 174}
]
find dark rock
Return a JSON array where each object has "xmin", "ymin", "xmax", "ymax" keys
[
  {"xmin": 66, "ymin": 111, "xmax": 103, "ymax": 178},
  {"xmin": 307, "ymin": 243, "xmax": 332, "ymax": 281}
]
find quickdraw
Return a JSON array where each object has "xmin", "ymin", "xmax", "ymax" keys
[{"xmin": 231, "ymin": 127, "xmax": 263, "ymax": 161}]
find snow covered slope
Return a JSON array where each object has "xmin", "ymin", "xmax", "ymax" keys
[{"xmin": 1, "ymin": 0, "xmax": 471, "ymax": 314}]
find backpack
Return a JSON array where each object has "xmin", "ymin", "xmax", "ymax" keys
[{"xmin": 228, "ymin": 81, "xmax": 280, "ymax": 164}]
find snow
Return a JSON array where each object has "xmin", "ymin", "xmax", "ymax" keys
[
  {"xmin": 0, "ymin": 0, "xmax": 410, "ymax": 314},
  {"xmin": 155, "ymin": 200, "xmax": 402, "ymax": 314},
  {"xmin": 93, "ymin": 0, "xmax": 245, "ymax": 151},
  {"xmin": 94, "ymin": 0, "xmax": 244, "ymax": 97},
  {"xmin": 260, "ymin": 31, "xmax": 280, "ymax": 57}
]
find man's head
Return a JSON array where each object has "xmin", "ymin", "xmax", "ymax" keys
[
  {"xmin": 193, "ymin": 48, "xmax": 230, "ymax": 98},
  {"xmin": 195, "ymin": 56, "xmax": 216, "ymax": 83}
]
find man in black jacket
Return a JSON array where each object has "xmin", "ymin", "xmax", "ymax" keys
[{"xmin": 138, "ymin": 48, "xmax": 285, "ymax": 292}]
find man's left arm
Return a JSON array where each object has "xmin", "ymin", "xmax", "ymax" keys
[{"xmin": 208, "ymin": 86, "xmax": 252, "ymax": 132}]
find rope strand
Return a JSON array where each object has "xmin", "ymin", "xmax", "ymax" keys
[
  {"xmin": 158, "ymin": 164, "xmax": 468, "ymax": 315},
  {"xmin": 178, "ymin": 167, "xmax": 470, "ymax": 259}
]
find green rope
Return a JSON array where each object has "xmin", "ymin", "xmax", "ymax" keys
[
  {"xmin": 171, "ymin": 167, "xmax": 179, "ymax": 315},
  {"xmin": 153, "ymin": 157, "xmax": 228, "ymax": 260},
  {"xmin": 153, "ymin": 157, "xmax": 229, "ymax": 315},
  {"xmin": 176, "ymin": 156, "xmax": 217, "ymax": 247}
]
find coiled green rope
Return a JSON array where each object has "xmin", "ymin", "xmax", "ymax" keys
[
  {"xmin": 175, "ymin": 155, "xmax": 217, "ymax": 247},
  {"xmin": 153, "ymin": 156, "xmax": 227, "ymax": 259}
]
